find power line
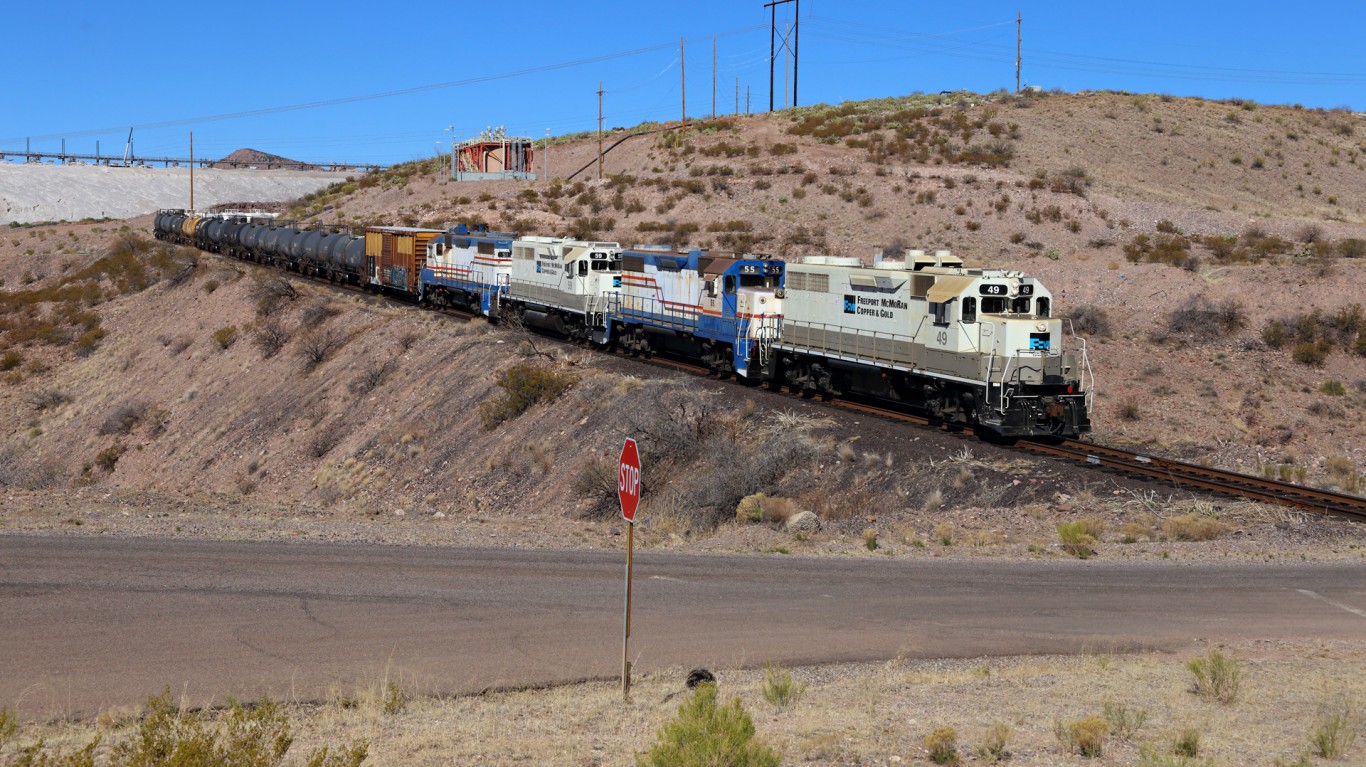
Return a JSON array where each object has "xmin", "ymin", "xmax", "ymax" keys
[{"xmin": 1, "ymin": 25, "xmax": 766, "ymax": 146}]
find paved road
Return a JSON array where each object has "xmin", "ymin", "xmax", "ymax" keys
[{"xmin": 2, "ymin": 535, "xmax": 1362, "ymax": 718}]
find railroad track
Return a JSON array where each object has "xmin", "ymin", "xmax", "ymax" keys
[{"xmin": 1020, "ymin": 439, "xmax": 1366, "ymax": 522}]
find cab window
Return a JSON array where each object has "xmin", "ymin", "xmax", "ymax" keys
[
  {"xmin": 962, "ymin": 297, "xmax": 976, "ymax": 323},
  {"xmin": 578, "ymin": 261, "xmax": 588, "ymax": 277},
  {"xmin": 1011, "ymin": 296, "xmax": 1031, "ymax": 314},
  {"xmin": 724, "ymin": 275, "xmax": 736, "ymax": 294},
  {"xmin": 739, "ymin": 274, "xmax": 779, "ymax": 288},
  {"xmin": 981, "ymin": 297, "xmax": 1007, "ymax": 314},
  {"xmin": 1036, "ymin": 297, "xmax": 1050, "ymax": 317},
  {"xmin": 931, "ymin": 301, "xmax": 951, "ymax": 326}
]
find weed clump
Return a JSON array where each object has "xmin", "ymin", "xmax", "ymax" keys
[
  {"xmin": 736, "ymin": 493, "xmax": 798, "ymax": 524},
  {"xmin": 923, "ymin": 726, "xmax": 959, "ymax": 765},
  {"xmin": 760, "ymin": 663, "xmax": 806, "ymax": 710},
  {"xmin": 1056, "ymin": 715, "xmax": 1107, "ymax": 757},
  {"xmin": 1308, "ymin": 695, "xmax": 1357, "ymax": 759},
  {"xmin": 1187, "ymin": 649, "xmax": 1241, "ymax": 703},
  {"xmin": 478, "ymin": 363, "xmax": 576, "ymax": 430},
  {"xmin": 1104, "ymin": 701, "xmax": 1149, "ymax": 739},
  {"xmin": 1057, "ymin": 521, "xmax": 1098, "ymax": 558},
  {"xmin": 977, "ymin": 722, "xmax": 1011, "ymax": 762},
  {"xmin": 1162, "ymin": 512, "xmax": 1227, "ymax": 541},
  {"xmin": 638, "ymin": 683, "xmax": 779, "ymax": 767}
]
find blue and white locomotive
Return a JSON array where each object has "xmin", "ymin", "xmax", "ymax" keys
[
  {"xmin": 419, "ymin": 223, "xmax": 515, "ymax": 315},
  {"xmin": 615, "ymin": 247, "xmax": 784, "ymax": 379}
]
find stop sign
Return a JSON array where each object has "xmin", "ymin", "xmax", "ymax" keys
[{"xmin": 617, "ymin": 438, "xmax": 641, "ymax": 522}]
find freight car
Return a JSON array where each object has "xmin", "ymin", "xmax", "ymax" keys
[
  {"xmin": 154, "ymin": 210, "xmax": 1092, "ymax": 438},
  {"xmin": 774, "ymin": 250, "xmax": 1092, "ymax": 436}
]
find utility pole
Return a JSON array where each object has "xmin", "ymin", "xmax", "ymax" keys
[
  {"xmin": 680, "ymin": 37, "xmax": 686, "ymax": 123},
  {"xmin": 189, "ymin": 132, "xmax": 194, "ymax": 211},
  {"xmin": 712, "ymin": 37, "xmax": 717, "ymax": 118},
  {"xmin": 746, "ymin": 86, "xmax": 751, "ymax": 115},
  {"xmin": 765, "ymin": 0, "xmax": 798, "ymax": 111},
  {"xmin": 793, "ymin": 0, "xmax": 799, "ymax": 107},
  {"xmin": 1016, "ymin": 12, "xmax": 1022, "ymax": 93},
  {"xmin": 735, "ymin": 77, "xmax": 739, "ymax": 116},
  {"xmin": 597, "ymin": 82, "xmax": 605, "ymax": 180}
]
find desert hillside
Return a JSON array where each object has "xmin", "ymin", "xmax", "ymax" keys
[{"xmin": 1, "ymin": 89, "xmax": 1363, "ymax": 556}]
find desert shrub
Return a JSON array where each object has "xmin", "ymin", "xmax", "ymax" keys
[
  {"xmin": 1118, "ymin": 400, "xmax": 1141, "ymax": 422},
  {"xmin": 296, "ymin": 326, "xmax": 348, "ymax": 371},
  {"xmin": 1187, "ymin": 649, "xmax": 1241, "ymax": 703},
  {"xmin": 350, "ymin": 357, "xmax": 398, "ymax": 395},
  {"xmin": 1173, "ymin": 726, "xmax": 1202, "ymax": 757},
  {"xmin": 638, "ymin": 683, "xmax": 780, "ymax": 767},
  {"xmin": 0, "ymin": 705, "xmax": 15, "ymax": 747},
  {"xmin": 95, "ymin": 443, "xmax": 127, "ymax": 472},
  {"xmin": 1051, "ymin": 166, "xmax": 1091, "ymax": 195},
  {"xmin": 760, "ymin": 663, "xmax": 806, "ymax": 710},
  {"xmin": 735, "ymin": 493, "xmax": 797, "ymax": 524},
  {"xmin": 1293, "ymin": 340, "xmax": 1331, "ymax": 366},
  {"xmin": 255, "ymin": 316, "xmax": 291, "ymax": 358},
  {"xmin": 252, "ymin": 276, "xmax": 299, "ymax": 316},
  {"xmin": 100, "ymin": 401, "xmax": 150, "ymax": 435},
  {"xmin": 1166, "ymin": 299, "xmax": 1246, "ymax": 341},
  {"xmin": 977, "ymin": 722, "xmax": 1011, "ymax": 762},
  {"xmin": 1309, "ymin": 699, "xmax": 1357, "ymax": 759},
  {"xmin": 862, "ymin": 528, "xmax": 879, "ymax": 551},
  {"xmin": 1104, "ymin": 702, "xmax": 1148, "ymax": 738},
  {"xmin": 26, "ymin": 388, "xmax": 71, "ymax": 411},
  {"xmin": 1057, "ymin": 522, "xmax": 1097, "ymax": 558},
  {"xmin": 479, "ymin": 363, "xmax": 576, "ymax": 430},
  {"xmin": 308, "ymin": 423, "xmax": 346, "ymax": 458},
  {"xmin": 300, "ymin": 299, "xmax": 342, "ymax": 327},
  {"xmin": 1066, "ymin": 716, "xmax": 1107, "ymax": 757},
  {"xmin": 1162, "ymin": 512, "xmax": 1227, "ymax": 541},
  {"xmin": 923, "ymin": 727, "xmax": 959, "ymax": 765},
  {"xmin": 0, "ymin": 349, "xmax": 21, "ymax": 371},
  {"xmin": 1262, "ymin": 320, "xmax": 1287, "ymax": 348},
  {"xmin": 573, "ymin": 456, "xmax": 625, "ymax": 517},
  {"xmin": 1320, "ymin": 380, "xmax": 1346, "ymax": 396},
  {"xmin": 212, "ymin": 325, "xmax": 239, "ymax": 350}
]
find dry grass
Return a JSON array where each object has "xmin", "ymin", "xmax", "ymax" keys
[{"xmin": 4, "ymin": 644, "xmax": 1360, "ymax": 766}]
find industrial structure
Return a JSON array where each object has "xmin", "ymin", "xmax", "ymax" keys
[{"xmin": 452, "ymin": 127, "xmax": 535, "ymax": 181}]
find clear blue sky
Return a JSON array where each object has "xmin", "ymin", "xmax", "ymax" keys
[{"xmin": 4, "ymin": 1, "xmax": 1363, "ymax": 166}]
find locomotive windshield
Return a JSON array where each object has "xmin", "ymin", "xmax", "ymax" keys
[
  {"xmin": 739, "ymin": 274, "xmax": 780, "ymax": 289},
  {"xmin": 981, "ymin": 297, "xmax": 1008, "ymax": 313}
]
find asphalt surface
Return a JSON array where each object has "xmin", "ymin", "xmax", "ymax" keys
[{"xmin": 2, "ymin": 535, "xmax": 1362, "ymax": 718}]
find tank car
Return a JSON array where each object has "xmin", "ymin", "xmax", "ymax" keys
[
  {"xmin": 615, "ymin": 246, "xmax": 783, "ymax": 379},
  {"xmin": 772, "ymin": 250, "xmax": 1092, "ymax": 438}
]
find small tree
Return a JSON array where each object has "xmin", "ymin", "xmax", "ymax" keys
[{"xmin": 638, "ymin": 683, "xmax": 780, "ymax": 767}]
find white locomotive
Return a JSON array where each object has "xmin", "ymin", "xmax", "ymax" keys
[{"xmin": 771, "ymin": 250, "xmax": 1092, "ymax": 437}]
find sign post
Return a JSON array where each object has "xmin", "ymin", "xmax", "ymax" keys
[{"xmin": 617, "ymin": 437, "xmax": 641, "ymax": 700}]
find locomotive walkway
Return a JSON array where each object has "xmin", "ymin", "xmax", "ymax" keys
[{"xmin": 2, "ymin": 535, "xmax": 1361, "ymax": 718}]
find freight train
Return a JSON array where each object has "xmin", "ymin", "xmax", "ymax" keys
[{"xmin": 154, "ymin": 210, "xmax": 1092, "ymax": 438}]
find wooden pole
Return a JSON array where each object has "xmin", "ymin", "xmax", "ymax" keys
[
  {"xmin": 712, "ymin": 36, "xmax": 717, "ymax": 119},
  {"xmin": 189, "ymin": 131, "xmax": 194, "ymax": 211},
  {"xmin": 597, "ymin": 82, "xmax": 605, "ymax": 180},
  {"xmin": 680, "ymin": 36, "xmax": 686, "ymax": 123},
  {"xmin": 1016, "ymin": 12, "xmax": 1022, "ymax": 93}
]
